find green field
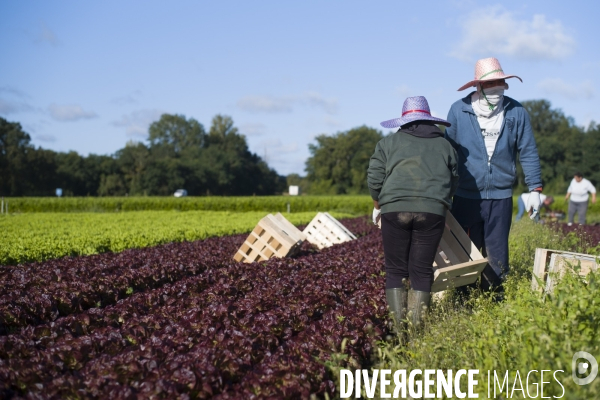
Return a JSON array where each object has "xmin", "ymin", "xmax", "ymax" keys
[
  {"xmin": 3, "ymin": 194, "xmax": 599, "ymax": 220},
  {"xmin": 0, "ymin": 210, "xmax": 354, "ymax": 265},
  {"xmin": 2, "ymin": 197, "xmax": 600, "ymax": 397},
  {"xmin": 1, "ymin": 195, "xmax": 374, "ymax": 215},
  {"xmin": 329, "ymin": 220, "xmax": 600, "ymax": 398}
]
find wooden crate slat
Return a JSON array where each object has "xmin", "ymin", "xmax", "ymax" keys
[
  {"xmin": 429, "ymin": 210, "xmax": 488, "ymax": 292},
  {"xmin": 433, "ymin": 258, "xmax": 488, "ymax": 281},
  {"xmin": 531, "ymin": 248, "xmax": 550, "ymax": 291},
  {"xmin": 431, "ymin": 272, "xmax": 480, "ymax": 292},
  {"xmin": 323, "ymin": 212, "xmax": 357, "ymax": 240},
  {"xmin": 433, "ymin": 251, "xmax": 448, "ymax": 268},
  {"xmin": 302, "ymin": 212, "xmax": 356, "ymax": 249},
  {"xmin": 234, "ymin": 213, "xmax": 305, "ymax": 263},
  {"xmin": 544, "ymin": 251, "xmax": 599, "ymax": 293},
  {"xmin": 247, "ymin": 230, "xmax": 283, "ymax": 257},
  {"xmin": 444, "ymin": 212, "xmax": 484, "ymax": 260},
  {"xmin": 309, "ymin": 214, "xmax": 345, "ymax": 240},
  {"xmin": 260, "ymin": 216, "xmax": 298, "ymax": 249},
  {"xmin": 440, "ymin": 226, "xmax": 470, "ymax": 265},
  {"xmin": 532, "ymin": 248, "xmax": 599, "ymax": 292},
  {"xmin": 234, "ymin": 228, "xmax": 280, "ymax": 263},
  {"xmin": 273, "ymin": 213, "xmax": 307, "ymax": 243},
  {"xmin": 532, "ymin": 248, "xmax": 599, "ymax": 293}
]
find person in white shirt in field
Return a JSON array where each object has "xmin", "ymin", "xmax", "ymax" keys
[{"xmin": 565, "ymin": 172, "xmax": 597, "ymax": 225}]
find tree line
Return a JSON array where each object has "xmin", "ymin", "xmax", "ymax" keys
[
  {"xmin": 1, "ymin": 100, "xmax": 598, "ymax": 197},
  {"xmin": 296, "ymin": 99, "xmax": 600, "ymax": 195},
  {"xmin": 0, "ymin": 114, "xmax": 285, "ymax": 196}
]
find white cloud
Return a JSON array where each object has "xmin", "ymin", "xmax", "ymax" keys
[
  {"xmin": 537, "ymin": 78, "xmax": 594, "ymax": 100},
  {"xmin": 452, "ymin": 6, "xmax": 575, "ymax": 61},
  {"xmin": 237, "ymin": 92, "xmax": 338, "ymax": 114},
  {"xmin": 112, "ymin": 109, "xmax": 165, "ymax": 137},
  {"xmin": 239, "ymin": 122, "xmax": 267, "ymax": 136},
  {"xmin": 48, "ymin": 104, "xmax": 98, "ymax": 121}
]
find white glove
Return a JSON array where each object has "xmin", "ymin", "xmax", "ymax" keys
[
  {"xmin": 372, "ymin": 208, "xmax": 381, "ymax": 226},
  {"xmin": 526, "ymin": 191, "xmax": 541, "ymax": 220}
]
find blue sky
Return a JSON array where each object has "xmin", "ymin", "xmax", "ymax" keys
[{"xmin": 1, "ymin": 1, "xmax": 599, "ymax": 176}]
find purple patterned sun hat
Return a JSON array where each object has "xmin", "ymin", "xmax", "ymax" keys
[{"xmin": 380, "ymin": 96, "xmax": 451, "ymax": 128}]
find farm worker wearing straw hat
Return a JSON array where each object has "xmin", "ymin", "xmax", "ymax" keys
[
  {"xmin": 368, "ymin": 96, "xmax": 459, "ymax": 329},
  {"xmin": 445, "ymin": 57, "xmax": 542, "ymax": 292}
]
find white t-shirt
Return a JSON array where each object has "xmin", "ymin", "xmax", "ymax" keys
[
  {"xmin": 476, "ymin": 108, "xmax": 504, "ymax": 161},
  {"xmin": 520, "ymin": 192, "xmax": 547, "ymax": 204},
  {"xmin": 567, "ymin": 178, "xmax": 596, "ymax": 202}
]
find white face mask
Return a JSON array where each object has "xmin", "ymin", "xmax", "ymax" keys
[
  {"xmin": 472, "ymin": 84, "xmax": 506, "ymax": 118},
  {"xmin": 482, "ymin": 87, "xmax": 504, "ymax": 103}
]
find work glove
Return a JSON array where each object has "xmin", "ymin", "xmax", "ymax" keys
[
  {"xmin": 527, "ymin": 191, "xmax": 541, "ymax": 220},
  {"xmin": 372, "ymin": 208, "xmax": 381, "ymax": 227}
]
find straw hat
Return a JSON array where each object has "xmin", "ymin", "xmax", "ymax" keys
[
  {"xmin": 458, "ymin": 57, "xmax": 522, "ymax": 91},
  {"xmin": 380, "ymin": 96, "xmax": 450, "ymax": 128}
]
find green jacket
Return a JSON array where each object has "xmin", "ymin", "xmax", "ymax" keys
[{"xmin": 367, "ymin": 128, "xmax": 459, "ymax": 216}]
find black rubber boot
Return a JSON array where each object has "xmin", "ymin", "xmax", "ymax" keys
[
  {"xmin": 385, "ymin": 286, "xmax": 408, "ymax": 332},
  {"xmin": 408, "ymin": 289, "xmax": 431, "ymax": 329}
]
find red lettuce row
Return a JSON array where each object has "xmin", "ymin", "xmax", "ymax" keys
[
  {"xmin": 0, "ymin": 217, "xmax": 371, "ymax": 334},
  {"xmin": 0, "ymin": 217, "xmax": 383, "ymax": 398},
  {"xmin": 0, "ymin": 234, "xmax": 245, "ymax": 333}
]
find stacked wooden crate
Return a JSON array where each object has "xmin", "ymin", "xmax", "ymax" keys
[
  {"xmin": 233, "ymin": 213, "xmax": 306, "ymax": 263},
  {"xmin": 302, "ymin": 212, "xmax": 357, "ymax": 249}
]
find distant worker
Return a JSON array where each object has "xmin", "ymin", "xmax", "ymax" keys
[
  {"xmin": 368, "ymin": 96, "xmax": 459, "ymax": 330},
  {"xmin": 516, "ymin": 193, "xmax": 554, "ymax": 221},
  {"xmin": 565, "ymin": 172, "xmax": 596, "ymax": 225}
]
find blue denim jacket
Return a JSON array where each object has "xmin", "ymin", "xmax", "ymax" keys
[{"xmin": 445, "ymin": 94, "xmax": 542, "ymax": 199}]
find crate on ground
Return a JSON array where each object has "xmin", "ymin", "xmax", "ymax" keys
[
  {"xmin": 532, "ymin": 248, "xmax": 599, "ymax": 293},
  {"xmin": 302, "ymin": 212, "xmax": 357, "ymax": 249},
  {"xmin": 430, "ymin": 211, "xmax": 488, "ymax": 292},
  {"xmin": 234, "ymin": 213, "xmax": 307, "ymax": 263}
]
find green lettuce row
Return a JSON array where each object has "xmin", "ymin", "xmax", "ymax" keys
[
  {"xmin": 0, "ymin": 210, "xmax": 354, "ymax": 265},
  {"xmin": 2, "ymin": 195, "xmax": 373, "ymax": 215}
]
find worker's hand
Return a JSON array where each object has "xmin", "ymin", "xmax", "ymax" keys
[
  {"xmin": 372, "ymin": 207, "xmax": 381, "ymax": 227},
  {"xmin": 527, "ymin": 191, "xmax": 542, "ymax": 220}
]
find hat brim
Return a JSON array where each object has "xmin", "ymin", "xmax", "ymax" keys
[
  {"xmin": 457, "ymin": 74, "xmax": 522, "ymax": 91},
  {"xmin": 380, "ymin": 112, "xmax": 451, "ymax": 128}
]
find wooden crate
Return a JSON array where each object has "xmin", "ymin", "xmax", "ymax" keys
[
  {"xmin": 532, "ymin": 248, "xmax": 599, "ymax": 292},
  {"xmin": 302, "ymin": 212, "xmax": 357, "ymax": 249},
  {"xmin": 430, "ymin": 211, "xmax": 488, "ymax": 292},
  {"xmin": 233, "ymin": 213, "xmax": 306, "ymax": 263}
]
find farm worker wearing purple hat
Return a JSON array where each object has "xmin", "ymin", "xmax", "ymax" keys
[
  {"xmin": 445, "ymin": 57, "xmax": 543, "ymax": 292},
  {"xmin": 368, "ymin": 96, "xmax": 459, "ymax": 329}
]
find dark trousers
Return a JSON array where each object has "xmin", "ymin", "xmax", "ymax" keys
[
  {"xmin": 451, "ymin": 196, "xmax": 513, "ymax": 286},
  {"xmin": 381, "ymin": 212, "xmax": 446, "ymax": 292}
]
